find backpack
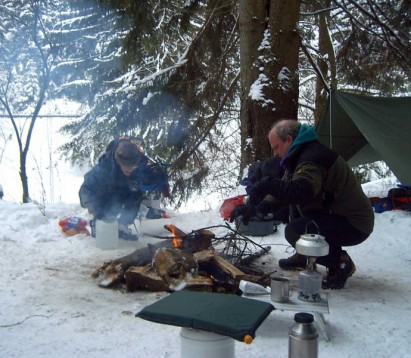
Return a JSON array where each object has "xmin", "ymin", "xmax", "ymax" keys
[
  {"xmin": 387, "ymin": 186, "xmax": 411, "ymax": 211},
  {"xmin": 370, "ymin": 197, "xmax": 394, "ymax": 213},
  {"xmin": 370, "ymin": 185, "xmax": 411, "ymax": 213}
]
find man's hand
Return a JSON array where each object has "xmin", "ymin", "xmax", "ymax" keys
[
  {"xmin": 256, "ymin": 200, "xmax": 273, "ymax": 215},
  {"xmin": 229, "ymin": 204, "xmax": 249, "ymax": 222},
  {"xmin": 229, "ymin": 204, "xmax": 255, "ymax": 225},
  {"xmin": 248, "ymin": 176, "xmax": 273, "ymax": 206}
]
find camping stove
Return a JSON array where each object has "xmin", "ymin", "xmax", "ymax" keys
[{"xmin": 296, "ymin": 234, "xmax": 329, "ymax": 302}]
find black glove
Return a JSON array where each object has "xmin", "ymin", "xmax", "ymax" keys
[
  {"xmin": 230, "ymin": 204, "xmax": 258, "ymax": 224},
  {"xmin": 248, "ymin": 176, "xmax": 274, "ymax": 206},
  {"xmin": 229, "ymin": 204, "xmax": 249, "ymax": 222},
  {"xmin": 256, "ymin": 200, "xmax": 273, "ymax": 216}
]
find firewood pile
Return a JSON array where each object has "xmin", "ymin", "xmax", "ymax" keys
[{"xmin": 92, "ymin": 224, "xmax": 273, "ymax": 294}]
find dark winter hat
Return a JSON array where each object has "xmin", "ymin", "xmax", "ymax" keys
[{"xmin": 114, "ymin": 141, "xmax": 144, "ymax": 167}]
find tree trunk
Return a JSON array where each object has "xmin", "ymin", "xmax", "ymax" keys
[
  {"xmin": 238, "ymin": 0, "xmax": 302, "ymax": 179},
  {"xmin": 20, "ymin": 153, "xmax": 30, "ymax": 203},
  {"xmin": 265, "ymin": 0, "xmax": 301, "ymax": 125},
  {"xmin": 238, "ymin": 0, "xmax": 268, "ymax": 179}
]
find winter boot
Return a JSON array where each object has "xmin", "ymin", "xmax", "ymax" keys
[
  {"xmin": 279, "ymin": 253, "xmax": 307, "ymax": 270},
  {"xmin": 118, "ymin": 223, "xmax": 139, "ymax": 241},
  {"xmin": 322, "ymin": 251, "xmax": 356, "ymax": 289}
]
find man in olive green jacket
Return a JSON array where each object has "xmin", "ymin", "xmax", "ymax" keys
[{"xmin": 247, "ymin": 119, "xmax": 374, "ymax": 289}]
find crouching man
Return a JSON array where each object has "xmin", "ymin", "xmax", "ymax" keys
[
  {"xmin": 79, "ymin": 137, "xmax": 169, "ymax": 241},
  {"xmin": 247, "ymin": 119, "xmax": 374, "ymax": 289}
]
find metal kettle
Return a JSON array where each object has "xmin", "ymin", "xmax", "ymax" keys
[{"xmin": 296, "ymin": 234, "xmax": 329, "ymax": 257}]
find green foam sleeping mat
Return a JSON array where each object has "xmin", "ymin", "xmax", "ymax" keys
[{"xmin": 136, "ymin": 290, "xmax": 274, "ymax": 343}]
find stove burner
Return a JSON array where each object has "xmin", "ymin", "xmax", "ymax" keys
[{"xmin": 295, "ymin": 234, "xmax": 329, "ymax": 302}]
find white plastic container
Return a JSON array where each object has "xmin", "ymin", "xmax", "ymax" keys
[
  {"xmin": 95, "ymin": 220, "xmax": 119, "ymax": 250},
  {"xmin": 180, "ymin": 328, "xmax": 235, "ymax": 358}
]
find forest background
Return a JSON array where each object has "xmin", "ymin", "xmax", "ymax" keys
[{"xmin": 0, "ymin": 0, "xmax": 409, "ymax": 208}]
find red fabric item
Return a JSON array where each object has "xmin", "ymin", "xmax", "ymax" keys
[
  {"xmin": 59, "ymin": 216, "xmax": 90, "ymax": 236},
  {"xmin": 219, "ymin": 195, "xmax": 246, "ymax": 220}
]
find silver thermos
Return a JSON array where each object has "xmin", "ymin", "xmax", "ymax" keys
[{"xmin": 289, "ymin": 312, "xmax": 318, "ymax": 358}]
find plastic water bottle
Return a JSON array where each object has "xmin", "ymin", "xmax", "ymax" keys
[{"xmin": 289, "ymin": 312, "xmax": 318, "ymax": 358}]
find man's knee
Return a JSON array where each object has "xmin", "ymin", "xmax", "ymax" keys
[{"xmin": 284, "ymin": 222, "xmax": 303, "ymax": 247}]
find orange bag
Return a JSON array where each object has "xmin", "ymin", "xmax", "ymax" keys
[{"xmin": 219, "ymin": 195, "xmax": 246, "ymax": 220}]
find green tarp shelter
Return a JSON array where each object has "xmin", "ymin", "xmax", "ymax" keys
[{"xmin": 316, "ymin": 90, "xmax": 411, "ymax": 185}]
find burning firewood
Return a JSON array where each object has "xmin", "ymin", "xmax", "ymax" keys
[
  {"xmin": 92, "ymin": 223, "xmax": 272, "ymax": 291},
  {"xmin": 163, "ymin": 224, "xmax": 186, "ymax": 248},
  {"xmin": 152, "ymin": 247, "xmax": 198, "ymax": 282},
  {"xmin": 125, "ymin": 266, "xmax": 169, "ymax": 292},
  {"xmin": 125, "ymin": 248, "xmax": 214, "ymax": 292},
  {"xmin": 92, "ymin": 244, "xmax": 168, "ymax": 287},
  {"xmin": 163, "ymin": 224, "xmax": 214, "ymax": 251},
  {"xmin": 92, "ymin": 224, "xmax": 213, "ymax": 288}
]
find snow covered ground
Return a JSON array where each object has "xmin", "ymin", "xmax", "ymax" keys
[
  {"xmin": 0, "ymin": 180, "xmax": 411, "ymax": 357},
  {"xmin": 1, "ymin": 115, "xmax": 411, "ymax": 357}
]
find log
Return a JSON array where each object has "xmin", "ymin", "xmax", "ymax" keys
[
  {"xmin": 152, "ymin": 248, "xmax": 198, "ymax": 283},
  {"xmin": 212, "ymin": 255, "xmax": 247, "ymax": 279},
  {"xmin": 168, "ymin": 275, "xmax": 214, "ymax": 292},
  {"xmin": 125, "ymin": 265, "xmax": 214, "ymax": 292},
  {"xmin": 92, "ymin": 224, "xmax": 215, "ymax": 288},
  {"xmin": 92, "ymin": 234, "xmax": 269, "ymax": 291},
  {"xmin": 92, "ymin": 261, "xmax": 124, "ymax": 287},
  {"xmin": 164, "ymin": 224, "xmax": 213, "ymax": 251},
  {"xmin": 125, "ymin": 266, "xmax": 169, "ymax": 292},
  {"xmin": 92, "ymin": 241, "xmax": 173, "ymax": 287},
  {"xmin": 193, "ymin": 249, "xmax": 215, "ymax": 262}
]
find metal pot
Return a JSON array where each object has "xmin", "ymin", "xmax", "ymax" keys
[{"xmin": 295, "ymin": 234, "xmax": 329, "ymax": 257}]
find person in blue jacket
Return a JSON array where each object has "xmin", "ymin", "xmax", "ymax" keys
[{"xmin": 79, "ymin": 137, "xmax": 169, "ymax": 240}]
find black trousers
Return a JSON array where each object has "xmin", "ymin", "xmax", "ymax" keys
[{"xmin": 284, "ymin": 214, "xmax": 370, "ymax": 269}]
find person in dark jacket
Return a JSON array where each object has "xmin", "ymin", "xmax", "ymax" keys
[
  {"xmin": 247, "ymin": 119, "xmax": 374, "ymax": 289},
  {"xmin": 79, "ymin": 138, "xmax": 169, "ymax": 240},
  {"xmin": 230, "ymin": 156, "xmax": 288, "ymax": 224}
]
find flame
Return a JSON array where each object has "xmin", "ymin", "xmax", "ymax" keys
[{"xmin": 165, "ymin": 224, "xmax": 184, "ymax": 248}]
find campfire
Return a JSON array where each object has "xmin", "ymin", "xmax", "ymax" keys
[
  {"xmin": 165, "ymin": 224, "xmax": 184, "ymax": 248},
  {"xmin": 164, "ymin": 224, "xmax": 214, "ymax": 252},
  {"xmin": 92, "ymin": 223, "xmax": 272, "ymax": 294}
]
